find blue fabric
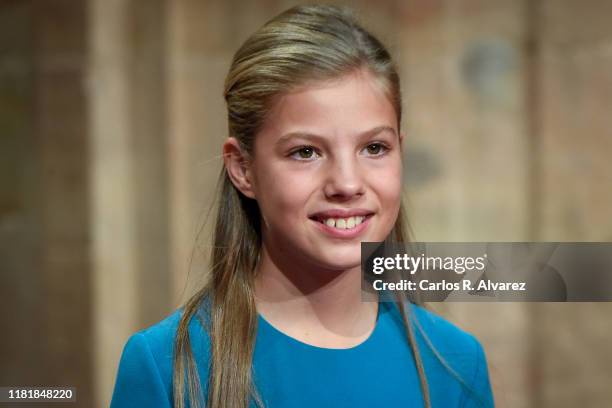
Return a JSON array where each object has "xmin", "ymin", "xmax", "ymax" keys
[{"xmin": 110, "ymin": 302, "xmax": 494, "ymax": 407}]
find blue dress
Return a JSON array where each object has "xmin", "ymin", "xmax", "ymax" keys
[{"xmin": 110, "ymin": 301, "xmax": 494, "ymax": 407}]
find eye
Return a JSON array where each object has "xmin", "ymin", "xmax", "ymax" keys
[
  {"xmin": 290, "ymin": 146, "xmax": 319, "ymax": 161},
  {"xmin": 363, "ymin": 142, "xmax": 389, "ymax": 156}
]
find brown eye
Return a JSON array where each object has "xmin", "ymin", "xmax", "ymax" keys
[
  {"xmin": 298, "ymin": 147, "xmax": 314, "ymax": 158},
  {"xmin": 366, "ymin": 143, "xmax": 383, "ymax": 155},
  {"xmin": 291, "ymin": 146, "xmax": 317, "ymax": 160}
]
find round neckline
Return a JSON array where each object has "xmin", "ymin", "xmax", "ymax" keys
[{"xmin": 256, "ymin": 301, "xmax": 386, "ymax": 352}]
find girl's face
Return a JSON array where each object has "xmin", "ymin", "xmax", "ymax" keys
[{"xmin": 238, "ymin": 70, "xmax": 402, "ymax": 272}]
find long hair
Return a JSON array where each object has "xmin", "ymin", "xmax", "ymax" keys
[{"xmin": 172, "ymin": 5, "xmax": 431, "ymax": 408}]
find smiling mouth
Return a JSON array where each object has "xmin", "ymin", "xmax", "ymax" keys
[{"xmin": 309, "ymin": 214, "xmax": 373, "ymax": 230}]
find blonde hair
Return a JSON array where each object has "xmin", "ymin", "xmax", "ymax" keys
[{"xmin": 173, "ymin": 5, "xmax": 430, "ymax": 408}]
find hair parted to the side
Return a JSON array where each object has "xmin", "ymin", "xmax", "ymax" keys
[{"xmin": 172, "ymin": 5, "xmax": 431, "ymax": 408}]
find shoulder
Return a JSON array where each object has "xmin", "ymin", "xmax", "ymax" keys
[
  {"xmin": 110, "ymin": 308, "xmax": 211, "ymax": 408},
  {"xmin": 406, "ymin": 303, "xmax": 494, "ymax": 407},
  {"xmin": 385, "ymin": 301, "xmax": 481, "ymax": 353},
  {"xmin": 409, "ymin": 303, "xmax": 480, "ymax": 353},
  {"xmin": 132, "ymin": 307, "xmax": 211, "ymax": 363},
  {"xmin": 134, "ymin": 308, "xmax": 184, "ymax": 356}
]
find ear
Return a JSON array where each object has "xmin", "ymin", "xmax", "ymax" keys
[
  {"xmin": 399, "ymin": 131, "xmax": 405, "ymax": 152},
  {"xmin": 223, "ymin": 137, "xmax": 256, "ymax": 199}
]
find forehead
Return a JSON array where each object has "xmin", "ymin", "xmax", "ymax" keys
[{"xmin": 258, "ymin": 70, "xmax": 398, "ymax": 140}]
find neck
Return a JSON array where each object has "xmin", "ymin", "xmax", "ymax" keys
[{"xmin": 254, "ymin": 240, "xmax": 378, "ymax": 343}]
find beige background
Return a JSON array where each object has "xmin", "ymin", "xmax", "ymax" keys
[{"xmin": 1, "ymin": 0, "xmax": 611, "ymax": 407}]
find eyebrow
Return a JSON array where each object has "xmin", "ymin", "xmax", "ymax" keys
[{"xmin": 275, "ymin": 125, "xmax": 398, "ymax": 145}]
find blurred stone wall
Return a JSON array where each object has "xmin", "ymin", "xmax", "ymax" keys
[
  {"xmin": 0, "ymin": 0, "xmax": 610, "ymax": 407},
  {"xmin": 0, "ymin": 1, "xmax": 93, "ymax": 406}
]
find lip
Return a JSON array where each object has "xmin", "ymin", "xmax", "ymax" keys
[
  {"xmin": 308, "ymin": 208, "xmax": 374, "ymax": 220},
  {"xmin": 309, "ymin": 213, "xmax": 373, "ymax": 239}
]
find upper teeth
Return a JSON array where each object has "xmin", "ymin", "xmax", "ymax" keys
[{"xmin": 323, "ymin": 216, "xmax": 366, "ymax": 229}]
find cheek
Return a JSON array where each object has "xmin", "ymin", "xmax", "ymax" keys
[
  {"xmin": 372, "ymin": 157, "xmax": 403, "ymax": 198},
  {"xmin": 379, "ymin": 179, "xmax": 402, "ymax": 212},
  {"xmin": 369, "ymin": 159, "xmax": 403, "ymax": 222},
  {"xmin": 378, "ymin": 185, "xmax": 402, "ymax": 240},
  {"xmin": 253, "ymin": 164, "xmax": 312, "ymax": 224}
]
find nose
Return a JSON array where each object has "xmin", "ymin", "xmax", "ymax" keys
[{"xmin": 323, "ymin": 155, "xmax": 365, "ymax": 200}]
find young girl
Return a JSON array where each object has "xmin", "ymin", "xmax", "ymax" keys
[{"xmin": 111, "ymin": 5, "xmax": 494, "ymax": 408}]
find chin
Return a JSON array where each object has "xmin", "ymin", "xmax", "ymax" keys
[{"xmin": 314, "ymin": 246, "xmax": 362, "ymax": 271}]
